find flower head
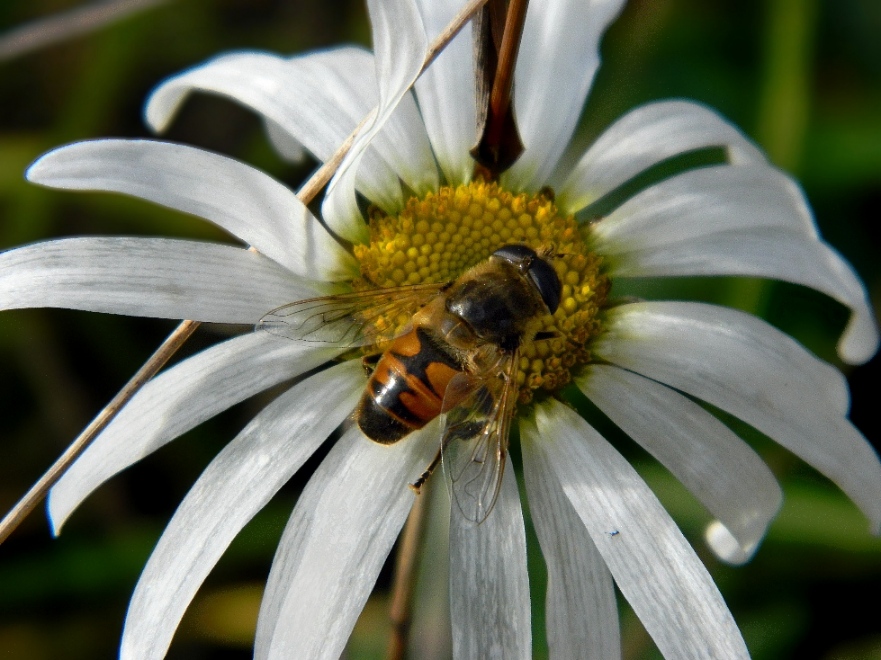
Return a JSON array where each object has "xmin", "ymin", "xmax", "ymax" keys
[{"xmin": 1, "ymin": 0, "xmax": 879, "ymax": 658}]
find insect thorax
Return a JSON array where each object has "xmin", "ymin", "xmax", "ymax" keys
[{"xmin": 445, "ymin": 261, "xmax": 546, "ymax": 352}]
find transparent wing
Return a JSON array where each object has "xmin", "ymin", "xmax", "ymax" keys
[
  {"xmin": 441, "ymin": 349, "xmax": 519, "ymax": 524},
  {"xmin": 256, "ymin": 283, "xmax": 445, "ymax": 347}
]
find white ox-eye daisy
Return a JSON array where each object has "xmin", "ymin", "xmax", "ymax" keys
[{"xmin": 1, "ymin": 0, "xmax": 879, "ymax": 658}]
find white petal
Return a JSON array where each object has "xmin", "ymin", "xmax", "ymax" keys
[
  {"xmin": 49, "ymin": 333, "xmax": 341, "ymax": 531},
  {"xmin": 578, "ymin": 364, "xmax": 782, "ymax": 563},
  {"xmin": 263, "ymin": 118, "xmax": 307, "ymax": 163},
  {"xmin": 449, "ymin": 455, "xmax": 531, "ymax": 660},
  {"xmin": 321, "ymin": 164, "xmax": 368, "ymax": 245},
  {"xmin": 605, "ymin": 228, "xmax": 878, "ymax": 365},
  {"xmin": 323, "ymin": 0, "xmax": 429, "ymax": 243},
  {"xmin": 280, "ymin": 49, "xmax": 438, "ymax": 201},
  {"xmin": 365, "ymin": 0, "xmax": 427, "ymax": 132},
  {"xmin": 283, "ymin": 49, "xmax": 437, "ymax": 201},
  {"xmin": 505, "ymin": 0, "xmax": 626, "ymax": 191},
  {"xmin": 254, "ymin": 424, "xmax": 437, "ymax": 660},
  {"xmin": 119, "ymin": 361, "xmax": 362, "ymax": 660},
  {"xmin": 413, "ymin": 0, "xmax": 475, "ymax": 185},
  {"xmin": 521, "ymin": 418, "xmax": 620, "ymax": 659},
  {"xmin": 704, "ymin": 521, "xmax": 752, "ymax": 566},
  {"xmin": 526, "ymin": 400, "xmax": 750, "ymax": 659},
  {"xmin": 592, "ymin": 163, "xmax": 818, "ymax": 249},
  {"xmin": 144, "ymin": 48, "xmax": 403, "ymax": 211},
  {"xmin": 145, "ymin": 50, "xmax": 360, "ymax": 156},
  {"xmin": 596, "ymin": 302, "xmax": 881, "ymax": 534},
  {"xmin": 26, "ymin": 139, "xmax": 356, "ymax": 281},
  {"xmin": 558, "ymin": 100, "xmax": 766, "ymax": 213},
  {"xmin": 370, "ymin": 92, "xmax": 439, "ymax": 199},
  {"xmin": 0, "ymin": 237, "xmax": 317, "ymax": 323}
]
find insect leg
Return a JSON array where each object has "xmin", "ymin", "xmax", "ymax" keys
[
  {"xmin": 361, "ymin": 352, "xmax": 381, "ymax": 376},
  {"xmin": 410, "ymin": 447, "xmax": 443, "ymax": 494}
]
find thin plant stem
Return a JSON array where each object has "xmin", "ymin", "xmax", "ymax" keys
[
  {"xmin": 470, "ymin": 0, "xmax": 529, "ymax": 175},
  {"xmin": 280, "ymin": 0, "xmax": 489, "ymax": 207},
  {"xmin": 0, "ymin": 0, "xmax": 490, "ymax": 545},
  {"xmin": 726, "ymin": 0, "xmax": 818, "ymax": 320},
  {"xmin": 424, "ymin": 0, "xmax": 489, "ymax": 71},
  {"xmin": 0, "ymin": 319, "xmax": 198, "ymax": 544},
  {"xmin": 756, "ymin": 0, "xmax": 817, "ymax": 172},
  {"xmin": 388, "ymin": 483, "xmax": 433, "ymax": 660},
  {"xmin": 0, "ymin": 0, "xmax": 172, "ymax": 62},
  {"xmin": 487, "ymin": 0, "xmax": 529, "ymax": 145}
]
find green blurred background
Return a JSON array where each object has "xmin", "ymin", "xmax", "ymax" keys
[{"xmin": 0, "ymin": 0, "xmax": 879, "ymax": 658}]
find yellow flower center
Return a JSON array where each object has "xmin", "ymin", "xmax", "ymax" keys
[{"xmin": 353, "ymin": 179, "xmax": 610, "ymax": 403}]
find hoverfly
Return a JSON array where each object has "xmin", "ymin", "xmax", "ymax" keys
[{"xmin": 258, "ymin": 244, "xmax": 561, "ymax": 523}]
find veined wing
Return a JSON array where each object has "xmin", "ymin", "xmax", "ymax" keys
[
  {"xmin": 256, "ymin": 283, "xmax": 445, "ymax": 347},
  {"xmin": 440, "ymin": 350, "xmax": 519, "ymax": 524}
]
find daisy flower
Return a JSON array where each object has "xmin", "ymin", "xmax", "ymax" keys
[{"xmin": 1, "ymin": 0, "xmax": 879, "ymax": 658}]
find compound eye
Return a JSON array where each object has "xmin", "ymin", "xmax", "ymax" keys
[
  {"xmin": 527, "ymin": 257, "xmax": 561, "ymax": 314},
  {"xmin": 492, "ymin": 244, "xmax": 537, "ymax": 267}
]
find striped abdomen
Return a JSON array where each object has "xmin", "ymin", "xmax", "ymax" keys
[{"xmin": 357, "ymin": 327, "xmax": 463, "ymax": 444}]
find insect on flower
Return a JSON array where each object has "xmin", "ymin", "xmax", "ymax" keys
[
  {"xmin": 2, "ymin": 0, "xmax": 879, "ymax": 656},
  {"xmin": 258, "ymin": 243, "xmax": 562, "ymax": 523}
]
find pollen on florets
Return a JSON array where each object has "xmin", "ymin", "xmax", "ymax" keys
[{"xmin": 353, "ymin": 179, "xmax": 610, "ymax": 403}]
